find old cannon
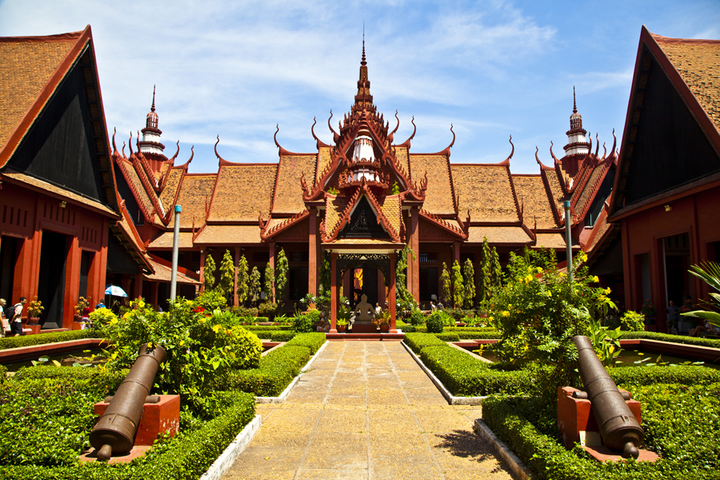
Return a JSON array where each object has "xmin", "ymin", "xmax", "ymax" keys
[
  {"xmin": 90, "ymin": 343, "xmax": 166, "ymax": 460},
  {"xmin": 572, "ymin": 335, "xmax": 644, "ymax": 458}
]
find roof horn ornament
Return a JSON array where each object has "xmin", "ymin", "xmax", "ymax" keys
[
  {"xmin": 112, "ymin": 127, "xmax": 118, "ymax": 154},
  {"xmin": 311, "ymin": 117, "xmax": 330, "ymax": 148},
  {"xmin": 387, "ymin": 110, "xmax": 400, "ymax": 144},
  {"xmin": 595, "ymin": 133, "xmax": 600, "ymax": 157},
  {"xmin": 399, "ymin": 116, "xmax": 416, "ymax": 148},
  {"xmin": 448, "ymin": 124, "xmax": 456, "ymax": 149},
  {"xmin": 128, "ymin": 132, "xmax": 134, "ymax": 155},
  {"xmin": 549, "ymin": 141, "xmax": 560, "ymax": 164},
  {"xmin": 504, "ymin": 135, "xmax": 515, "ymax": 162},
  {"xmin": 328, "ymin": 110, "xmax": 339, "ymax": 144}
]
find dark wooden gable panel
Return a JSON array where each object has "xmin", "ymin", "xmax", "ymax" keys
[
  {"xmin": 338, "ymin": 196, "xmax": 390, "ymax": 239},
  {"xmin": 8, "ymin": 55, "xmax": 109, "ymax": 205},
  {"xmin": 625, "ymin": 47, "xmax": 720, "ymax": 206}
]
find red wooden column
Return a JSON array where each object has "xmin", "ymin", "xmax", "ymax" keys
[
  {"xmin": 150, "ymin": 282, "xmax": 159, "ymax": 310},
  {"xmin": 233, "ymin": 247, "xmax": 240, "ymax": 307},
  {"xmin": 389, "ymin": 251, "xmax": 397, "ymax": 333},
  {"xmin": 199, "ymin": 250, "xmax": 206, "ymax": 293},
  {"xmin": 308, "ymin": 207, "xmax": 317, "ymax": 296},
  {"xmin": 330, "ymin": 252, "xmax": 338, "ymax": 333},
  {"xmin": 63, "ymin": 236, "xmax": 82, "ymax": 329},
  {"xmin": 133, "ymin": 273, "xmax": 143, "ymax": 300},
  {"xmin": 453, "ymin": 241, "xmax": 461, "ymax": 264},
  {"xmin": 409, "ymin": 207, "xmax": 420, "ymax": 302}
]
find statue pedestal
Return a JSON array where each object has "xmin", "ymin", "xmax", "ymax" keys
[
  {"xmin": 351, "ymin": 323, "xmax": 377, "ymax": 333},
  {"xmin": 93, "ymin": 394, "xmax": 180, "ymax": 446}
]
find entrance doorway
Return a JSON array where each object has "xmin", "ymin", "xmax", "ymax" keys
[
  {"xmin": 38, "ymin": 230, "xmax": 70, "ymax": 329},
  {"xmin": 0, "ymin": 236, "xmax": 20, "ymax": 302},
  {"xmin": 663, "ymin": 233, "xmax": 692, "ymax": 307}
]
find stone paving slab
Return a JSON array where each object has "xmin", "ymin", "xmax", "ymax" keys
[{"xmin": 222, "ymin": 342, "xmax": 515, "ymax": 480}]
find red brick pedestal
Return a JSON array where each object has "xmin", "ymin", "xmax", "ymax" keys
[
  {"xmin": 81, "ymin": 395, "xmax": 180, "ymax": 464},
  {"xmin": 557, "ymin": 386, "xmax": 659, "ymax": 462}
]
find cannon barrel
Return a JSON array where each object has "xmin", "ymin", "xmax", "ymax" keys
[
  {"xmin": 573, "ymin": 335, "xmax": 644, "ymax": 458},
  {"xmin": 90, "ymin": 343, "xmax": 166, "ymax": 460}
]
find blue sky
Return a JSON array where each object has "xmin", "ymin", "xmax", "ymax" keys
[{"xmin": 1, "ymin": 0, "xmax": 719, "ymax": 174}]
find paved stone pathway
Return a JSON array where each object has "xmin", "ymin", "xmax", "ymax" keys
[{"xmin": 222, "ymin": 341, "xmax": 514, "ymax": 480}]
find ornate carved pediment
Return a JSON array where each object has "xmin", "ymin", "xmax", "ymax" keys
[{"xmin": 339, "ymin": 196, "xmax": 390, "ymax": 239}]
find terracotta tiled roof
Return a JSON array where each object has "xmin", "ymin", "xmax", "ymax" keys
[
  {"xmin": 193, "ymin": 225, "xmax": 262, "ymax": 245},
  {"xmin": 326, "ymin": 238, "xmax": 405, "ymax": 246},
  {"xmin": 393, "ymin": 146, "xmax": 410, "ymax": 178},
  {"xmin": 542, "ymin": 168, "xmax": 566, "ymax": 220},
  {"xmin": 144, "ymin": 257, "xmax": 200, "ymax": 285},
  {"xmin": 168, "ymin": 174, "xmax": 216, "ymax": 229},
  {"xmin": 148, "ymin": 231, "xmax": 195, "ymax": 249},
  {"xmin": 116, "ymin": 156, "xmax": 155, "ymax": 220},
  {"xmin": 466, "ymin": 226, "xmax": 532, "ymax": 245},
  {"xmin": 316, "ymin": 147, "xmax": 332, "ymax": 180},
  {"xmin": 379, "ymin": 194, "xmax": 402, "ymax": 235},
  {"xmin": 573, "ymin": 162, "xmax": 607, "ymax": 217},
  {"xmin": 0, "ymin": 32, "xmax": 80, "ymax": 155},
  {"xmin": 655, "ymin": 36, "xmax": 720, "ymax": 132},
  {"xmin": 409, "ymin": 154, "xmax": 455, "ymax": 215},
  {"xmin": 452, "ymin": 164, "xmax": 519, "ymax": 222},
  {"xmin": 159, "ymin": 168, "xmax": 184, "ymax": 214},
  {"xmin": 114, "ymin": 201, "xmax": 154, "ymax": 272},
  {"xmin": 1, "ymin": 172, "xmax": 118, "ymax": 217},
  {"xmin": 272, "ymin": 155, "xmax": 316, "ymax": 214},
  {"xmin": 323, "ymin": 194, "xmax": 348, "ymax": 238},
  {"xmin": 533, "ymin": 233, "xmax": 567, "ymax": 250},
  {"xmin": 207, "ymin": 164, "xmax": 277, "ymax": 222},
  {"xmin": 512, "ymin": 174, "xmax": 558, "ymax": 229}
]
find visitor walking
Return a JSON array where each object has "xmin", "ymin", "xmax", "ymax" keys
[
  {"xmin": 666, "ymin": 300, "xmax": 680, "ymax": 333},
  {"xmin": 9, "ymin": 296, "xmax": 27, "ymax": 336}
]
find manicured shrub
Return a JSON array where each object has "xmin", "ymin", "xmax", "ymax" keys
[
  {"xmin": 230, "ymin": 306, "xmax": 258, "ymax": 318},
  {"xmin": 426, "ymin": 312, "xmax": 444, "ymax": 333},
  {"xmin": 404, "ymin": 332, "xmax": 448, "ymax": 354},
  {"xmin": 0, "ymin": 329, "xmax": 95, "ymax": 351},
  {"xmin": 269, "ymin": 331, "xmax": 296, "ymax": 342},
  {"xmin": 620, "ymin": 330, "xmax": 720, "ymax": 348},
  {"xmin": 285, "ymin": 332, "xmax": 326, "ymax": 354},
  {"xmin": 293, "ymin": 310, "xmax": 319, "ymax": 333},
  {"xmin": 254, "ymin": 316, "xmax": 270, "ymax": 323},
  {"xmin": 435, "ymin": 332, "xmax": 460, "ymax": 342},
  {"xmin": 257, "ymin": 302, "xmax": 278, "ymax": 319},
  {"xmin": 610, "ymin": 364, "xmax": 720, "ymax": 387},
  {"xmin": 409, "ymin": 309, "xmax": 426, "ymax": 326},
  {"xmin": 395, "ymin": 320, "xmax": 416, "ymax": 332}
]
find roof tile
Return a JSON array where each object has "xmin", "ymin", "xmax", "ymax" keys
[
  {"xmin": 272, "ymin": 155, "xmax": 316, "ymax": 214},
  {"xmin": 452, "ymin": 164, "xmax": 518, "ymax": 222},
  {"xmin": 409, "ymin": 155, "xmax": 455, "ymax": 215},
  {"xmin": 512, "ymin": 174, "xmax": 557, "ymax": 228},
  {"xmin": 207, "ymin": 164, "xmax": 277, "ymax": 222}
]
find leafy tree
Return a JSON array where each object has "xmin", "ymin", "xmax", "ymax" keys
[
  {"xmin": 319, "ymin": 251, "xmax": 331, "ymax": 295},
  {"xmin": 463, "ymin": 258, "xmax": 476, "ymax": 308},
  {"xmin": 491, "ymin": 244, "xmax": 502, "ymax": 292},
  {"xmin": 264, "ymin": 262, "xmax": 275, "ymax": 303},
  {"xmin": 248, "ymin": 266, "xmax": 261, "ymax": 306},
  {"xmin": 396, "ymin": 246, "xmax": 418, "ymax": 315},
  {"xmin": 275, "ymin": 249, "xmax": 288, "ymax": 304},
  {"xmin": 237, "ymin": 254, "xmax": 249, "ymax": 306},
  {"xmin": 440, "ymin": 262, "xmax": 451, "ymax": 306},
  {"xmin": 451, "ymin": 260, "xmax": 464, "ymax": 308},
  {"xmin": 203, "ymin": 253, "xmax": 216, "ymax": 290},
  {"xmin": 219, "ymin": 250, "xmax": 236, "ymax": 303},
  {"xmin": 478, "ymin": 238, "xmax": 492, "ymax": 302},
  {"xmin": 491, "ymin": 249, "xmax": 614, "ymax": 390}
]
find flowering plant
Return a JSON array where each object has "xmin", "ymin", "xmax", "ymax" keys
[
  {"xmin": 641, "ymin": 299, "xmax": 656, "ymax": 323},
  {"xmin": 74, "ymin": 296, "xmax": 90, "ymax": 315},
  {"xmin": 27, "ymin": 296, "xmax": 44, "ymax": 317}
]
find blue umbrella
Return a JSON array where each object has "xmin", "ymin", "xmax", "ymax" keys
[{"xmin": 105, "ymin": 285, "xmax": 128, "ymax": 297}]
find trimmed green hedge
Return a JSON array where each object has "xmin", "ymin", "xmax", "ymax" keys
[
  {"xmin": 0, "ymin": 390, "xmax": 255, "ymax": 479},
  {"xmin": 483, "ymin": 381, "xmax": 720, "ymax": 480},
  {"xmin": 404, "ymin": 332, "xmax": 447, "ymax": 354},
  {"xmin": 0, "ymin": 329, "xmax": 96, "ymax": 351},
  {"xmin": 610, "ymin": 364, "xmax": 720, "ymax": 387},
  {"xmin": 419, "ymin": 345, "xmax": 534, "ymax": 396},
  {"xmin": 620, "ymin": 331, "xmax": 720, "ymax": 349},
  {"xmin": 245, "ymin": 325, "xmax": 293, "ymax": 332},
  {"xmin": 222, "ymin": 333, "xmax": 326, "ymax": 396},
  {"xmin": 269, "ymin": 331, "xmax": 297, "ymax": 342}
]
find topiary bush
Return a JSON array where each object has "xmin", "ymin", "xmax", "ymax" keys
[
  {"xmin": 426, "ymin": 312, "xmax": 444, "ymax": 333},
  {"xmin": 409, "ymin": 308, "xmax": 426, "ymax": 326}
]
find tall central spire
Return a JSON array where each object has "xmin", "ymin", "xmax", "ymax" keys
[{"xmin": 354, "ymin": 35, "xmax": 373, "ymax": 110}]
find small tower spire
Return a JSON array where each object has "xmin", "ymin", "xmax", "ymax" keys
[
  {"xmin": 561, "ymin": 86, "xmax": 591, "ymax": 176},
  {"xmin": 151, "ymin": 84, "xmax": 156, "ymax": 112},
  {"xmin": 572, "ymin": 86, "xmax": 577, "ymax": 114},
  {"xmin": 139, "ymin": 85, "xmax": 165, "ymax": 158},
  {"xmin": 354, "ymin": 31, "xmax": 373, "ymax": 111}
]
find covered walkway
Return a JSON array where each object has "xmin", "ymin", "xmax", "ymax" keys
[{"xmin": 221, "ymin": 341, "xmax": 514, "ymax": 479}]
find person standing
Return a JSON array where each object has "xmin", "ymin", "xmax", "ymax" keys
[
  {"xmin": 0, "ymin": 298, "xmax": 8, "ymax": 337},
  {"xmin": 10, "ymin": 297, "xmax": 27, "ymax": 336},
  {"xmin": 666, "ymin": 300, "xmax": 680, "ymax": 333}
]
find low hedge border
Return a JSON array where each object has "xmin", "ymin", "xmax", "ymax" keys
[
  {"xmin": 0, "ymin": 391, "xmax": 256, "ymax": 480},
  {"xmin": 269, "ymin": 331, "xmax": 297, "ymax": 342},
  {"xmin": 245, "ymin": 325, "xmax": 293, "ymax": 332},
  {"xmin": 403, "ymin": 333, "xmax": 534, "ymax": 396},
  {"xmin": 222, "ymin": 333, "xmax": 326, "ymax": 397},
  {"xmin": 620, "ymin": 331, "xmax": 720, "ymax": 349},
  {"xmin": 0, "ymin": 329, "xmax": 94, "ymax": 351}
]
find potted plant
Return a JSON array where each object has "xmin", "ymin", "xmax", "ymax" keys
[
  {"xmin": 27, "ymin": 296, "xmax": 44, "ymax": 324},
  {"xmin": 74, "ymin": 296, "xmax": 90, "ymax": 322},
  {"xmin": 374, "ymin": 310, "xmax": 391, "ymax": 333},
  {"xmin": 641, "ymin": 299, "xmax": 656, "ymax": 330},
  {"xmin": 336, "ymin": 317, "xmax": 348, "ymax": 333}
]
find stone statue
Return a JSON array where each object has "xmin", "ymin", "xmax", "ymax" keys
[{"xmin": 354, "ymin": 294, "xmax": 375, "ymax": 324}]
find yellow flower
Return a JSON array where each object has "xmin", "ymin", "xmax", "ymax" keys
[
  {"xmin": 592, "ymin": 276, "xmax": 600, "ymax": 283},
  {"xmin": 138, "ymin": 300, "xmax": 146, "ymax": 309},
  {"xmin": 488, "ymin": 316, "xmax": 494, "ymax": 322},
  {"xmin": 525, "ymin": 275, "xmax": 533, "ymax": 283},
  {"xmin": 547, "ymin": 290, "xmax": 552, "ymax": 297},
  {"xmin": 502, "ymin": 311, "xmax": 510, "ymax": 317},
  {"xmin": 213, "ymin": 324, "xmax": 222, "ymax": 333},
  {"xmin": 199, "ymin": 317, "xmax": 206, "ymax": 324},
  {"xmin": 537, "ymin": 267, "xmax": 543, "ymax": 273}
]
